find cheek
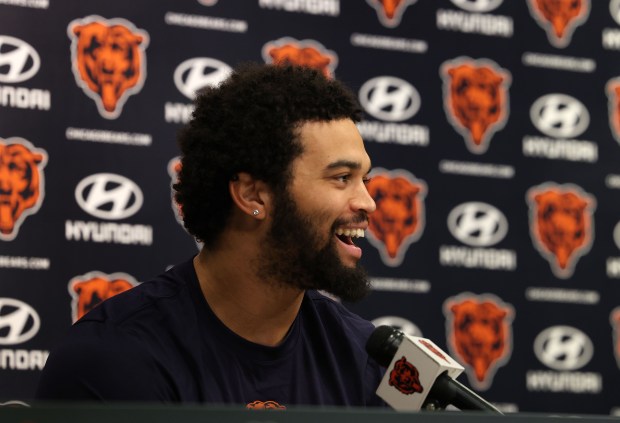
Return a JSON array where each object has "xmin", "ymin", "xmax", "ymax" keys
[
  {"xmin": 309, "ymin": 209, "xmax": 339, "ymax": 244},
  {"xmin": 288, "ymin": 185, "xmax": 346, "ymax": 234},
  {"xmin": 296, "ymin": 195, "xmax": 338, "ymax": 223}
]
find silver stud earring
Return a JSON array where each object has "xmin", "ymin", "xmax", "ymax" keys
[{"xmin": 252, "ymin": 209, "xmax": 260, "ymax": 216}]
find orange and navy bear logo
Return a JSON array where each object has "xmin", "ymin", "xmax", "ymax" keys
[
  {"xmin": 389, "ymin": 356, "xmax": 424, "ymax": 395},
  {"xmin": 527, "ymin": 0, "xmax": 590, "ymax": 48},
  {"xmin": 441, "ymin": 57, "xmax": 511, "ymax": 154},
  {"xmin": 606, "ymin": 78, "xmax": 620, "ymax": 145},
  {"xmin": 365, "ymin": 168, "xmax": 426, "ymax": 267},
  {"xmin": 167, "ymin": 157, "xmax": 202, "ymax": 250},
  {"xmin": 443, "ymin": 293, "xmax": 514, "ymax": 391},
  {"xmin": 246, "ymin": 400, "xmax": 286, "ymax": 410},
  {"xmin": 67, "ymin": 15, "xmax": 149, "ymax": 119},
  {"xmin": 167, "ymin": 156, "xmax": 184, "ymax": 226},
  {"xmin": 527, "ymin": 183, "xmax": 595, "ymax": 279},
  {"xmin": 69, "ymin": 272, "xmax": 138, "ymax": 322},
  {"xmin": 366, "ymin": 0, "xmax": 418, "ymax": 28},
  {"xmin": 0, "ymin": 138, "xmax": 47, "ymax": 241},
  {"xmin": 611, "ymin": 307, "xmax": 620, "ymax": 369},
  {"xmin": 262, "ymin": 37, "xmax": 338, "ymax": 78}
]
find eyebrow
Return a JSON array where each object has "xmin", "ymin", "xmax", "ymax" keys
[{"xmin": 325, "ymin": 160, "xmax": 373, "ymax": 174}]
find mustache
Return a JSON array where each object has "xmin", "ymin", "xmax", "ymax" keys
[{"xmin": 333, "ymin": 212, "xmax": 369, "ymax": 228}]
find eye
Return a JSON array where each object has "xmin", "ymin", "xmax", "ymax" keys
[
  {"xmin": 335, "ymin": 174, "xmax": 350, "ymax": 183},
  {"xmin": 363, "ymin": 177, "xmax": 372, "ymax": 185}
]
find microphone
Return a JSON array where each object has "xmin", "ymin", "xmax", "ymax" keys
[{"xmin": 366, "ymin": 325, "xmax": 503, "ymax": 414}]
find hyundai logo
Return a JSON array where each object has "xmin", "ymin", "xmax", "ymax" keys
[
  {"xmin": 75, "ymin": 173, "xmax": 143, "ymax": 220},
  {"xmin": 0, "ymin": 35, "xmax": 41, "ymax": 83},
  {"xmin": 611, "ymin": 0, "xmax": 620, "ymax": 26},
  {"xmin": 447, "ymin": 202, "xmax": 508, "ymax": 247},
  {"xmin": 533, "ymin": 326, "xmax": 593, "ymax": 371},
  {"xmin": 614, "ymin": 221, "xmax": 620, "ymax": 250},
  {"xmin": 359, "ymin": 76, "xmax": 421, "ymax": 122},
  {"xmin": 530, "ymin": 94, "xmax": 590, "ymax": 139},
  {"xmin": 0, "ymin": 298, "xmax": 41, "ymax": 345},
  {"xmin": 173, "ymin": 57, "xmax": 231, "ymax": 99},
  {"xmin": 450, "ymin": 0, "xmax": 503, "ymax": 13}
]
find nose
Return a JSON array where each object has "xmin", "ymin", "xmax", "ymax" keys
[{"xmin": 351, "ymin": 180, "xmax": 376, "ymax": 214}]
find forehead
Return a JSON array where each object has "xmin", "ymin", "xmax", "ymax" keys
[{"xmin": 293, "ymin": 119, "xmax": 370, "ymax": 172}]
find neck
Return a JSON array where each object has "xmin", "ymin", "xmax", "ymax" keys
[{"xmin": 193, "ymin": 243, "xmax": 304, "ymax": 347}]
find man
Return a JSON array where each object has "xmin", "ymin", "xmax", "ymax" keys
[{"xmin": 36, "ymin": 63, "xmax": 383, "ymax": 407}]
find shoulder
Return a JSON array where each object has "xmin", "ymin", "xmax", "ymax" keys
[
  {"xmin": 303, "ymin": 291, "xmax": 387, "ymax": 406},
  {"xmin": 77, "ymin": 259, "xmax": 196, "ymax": 327},
  {"xmin": 37, "ymin": 314, "xmax": 167, "ymax": 401},
  {"xmin": 37, "ymin": 260, "xmax": 198, "ymax": 401},
  {"xmin": 306, "ymin": 290, "xmax": 374, "ymax": 330},
  {"xmin": 59, "ymin": 259, "xmax": 200, "ymax": 368},
  {"xmin": 305, "ymin": 290, "xmax": 376, "ymax": 348}
]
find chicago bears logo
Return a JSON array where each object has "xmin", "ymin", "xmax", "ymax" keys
[
  {"xmin": 0, "ymin": 138, "xmax": 47, "ymax": 241},
  {"xmin": 246, "ymin": 400, "xmax": 286, "ymax": 410},
  {"xmin": 444, "ymin": 293, "xmax": 514, "ymax": 390},
  {"xmin": 389, "ymin": 356, "xmax": 424, "ymax": 395},
  {"xmin": 441, "ymin": 57, "xmax": 511, "ymax": 154},
  {"xmin": 611, "ymin": 307, "xmax": 620, "ymax": 369},
  {"xmin": 67, "ymin": 15, "xmax": 149, "ymax": 119},
  {"xmin": 527, "ymin": 183, "xmax": 595, "ymax": 279},
  {"xmin": 606, "ymin": 78, "xmax": 620, "ymax": 145},
  {"xmin": 168, "ymin": 157, "xmax": 202, "ymax": 250},
  {"xmin": 262, "ymin": 37, "xmax": 338, "ymax": 78},
  {"xmin": 167, "ymin": 157, "xmax": 184, "ymax": 225},
  {"xmin": 366, "ymin": 0, "xmax": 418, "ymax": 28},
  {"xmin": 69, "ymin": 272, "xmax": 138, "ymax": 322},
  {"xmin": 527, "ymin": 0, "xmax": 590, "ymax": 48},
  {"xmin": 365, "ymin": 168, "xmax": 426, "ymax": 267}
]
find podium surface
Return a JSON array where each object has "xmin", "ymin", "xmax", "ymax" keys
[{"xmin": 1, "ymin": 404, "xmax": 619, "ymax": 423}]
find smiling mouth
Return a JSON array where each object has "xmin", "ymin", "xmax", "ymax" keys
[{"xmin": 335, "ymin": 228, "xmax": 365, "ymax": 245}]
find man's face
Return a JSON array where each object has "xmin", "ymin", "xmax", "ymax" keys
[{"xmin": 258, "ymin": 119, "xmax": 376, "ymax": 302}]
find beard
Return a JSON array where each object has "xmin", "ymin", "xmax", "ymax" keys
[{"xmin": 257, "ymin": 186, "xmax": 371, "ymax": 302}]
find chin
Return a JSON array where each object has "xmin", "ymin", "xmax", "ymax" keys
[
  {"xmin": 345, "ymin": 260, "xmax": 360, "ymax": 269},
  {"xmin": 338, "ymin": 256, "xmax": 358, "ymax": 269}
]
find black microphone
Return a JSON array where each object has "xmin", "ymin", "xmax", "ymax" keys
[{"xmin": 366, "ymin": 325, "xmax": 503, "ymax": 414}]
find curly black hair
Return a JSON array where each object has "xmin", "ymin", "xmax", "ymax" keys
[{"xmin": 174, "ymin": 63, "xmax": 362, "ymax": 248}]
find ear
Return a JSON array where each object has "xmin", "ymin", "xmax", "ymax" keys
[{"xmin": 229, "ymin": 172, "xmax": 271, "ymax": 220}]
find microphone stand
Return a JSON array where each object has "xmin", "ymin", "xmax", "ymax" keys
[{"xmin": 423, "ymin": 372, "xmax": 504, "ymax": 415}]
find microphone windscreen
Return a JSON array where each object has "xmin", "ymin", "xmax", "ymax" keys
[{"xmin": 365, "ymin": 325, "xmax": 404, "ymax": 367}]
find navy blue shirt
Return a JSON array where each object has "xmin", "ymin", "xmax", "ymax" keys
[{"xmin": 36, "ymin": 259, "xmax": 385, "ymax": 407}]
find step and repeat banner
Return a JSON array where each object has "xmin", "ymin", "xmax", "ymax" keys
[{"xmin": 1, "ymin": 0, "xmax": 620, "ymax": 415}]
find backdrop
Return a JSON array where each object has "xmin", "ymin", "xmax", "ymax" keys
[{"xmin": 1, "ymin": 0, "xmax": 619, "ymax": 416}]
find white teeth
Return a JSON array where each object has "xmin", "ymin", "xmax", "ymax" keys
[{"xmin": 335, "ymin": 228, "xmax": 365, "ymax": 238}]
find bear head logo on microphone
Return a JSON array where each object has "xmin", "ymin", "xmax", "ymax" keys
[{"xmin": 389, "ymin": 356, "xmax": 424, "ymax": 395}]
